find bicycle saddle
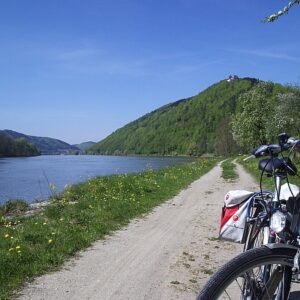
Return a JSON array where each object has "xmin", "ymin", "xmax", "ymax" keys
[{"xmin": 258, "ymin": 157, "xmax": 297, "ymax": 176}]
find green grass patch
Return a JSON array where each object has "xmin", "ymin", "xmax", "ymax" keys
[
  {"xmin": 221, "ymin": 159, "xmax": 238, "ymax": 182},
  {"xmin": 0, "ymin": 200, "xmax": 29, "ymax": 217},
  {"xmin": 238, "ymin": 156, "xmax": 300, "ymax": 191},
  {"xmin": 0, "ymin": 158, "xmax": 217, "ymax": 299}
]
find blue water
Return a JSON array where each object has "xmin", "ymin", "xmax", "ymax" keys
[{"xmin": 0, "ymin": 155, "xmax": 192, "ymax": 204}]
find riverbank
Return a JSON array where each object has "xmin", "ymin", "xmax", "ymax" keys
[
  {"xmin": 0, "ymin": 155, "xmax": 194, "ymax": 205},
  {"xmin": 17, "ymin": 160, "xmax": 258, "ymax": 300},
  {"xmin": 0, "ymin": 158, "xmax": 217, "ymax": 299}
]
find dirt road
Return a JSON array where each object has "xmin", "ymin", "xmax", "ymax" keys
[{"xmin": 18, "ymin": 162, "xmax": 258, "ymax": 300}]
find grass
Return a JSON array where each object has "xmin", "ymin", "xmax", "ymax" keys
[
  {"xmin": 238, "ymin": 155, "xmax": 300, "ymax": 191},
  {"xmin": 0, "ymin": 200, "xmax": 29, "ymax": 217},
  {"xmin": 221, "ymin": 159, "xmax": 238, "ymax": 182},
  {"xmin": 0, "ymin": 158, "xmax": 217, "ymax": 299}
]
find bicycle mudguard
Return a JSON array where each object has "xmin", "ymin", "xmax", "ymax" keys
[{"xmin": 264, "ymin": 243, "xmax": 298, "ymax": 251}]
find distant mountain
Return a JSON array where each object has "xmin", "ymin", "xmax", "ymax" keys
[
  {"xmin": 73, "ymin": 141, "xmax": 96, "ymax": 151},
  {"xmin": 1, "ymin": 130, "xmax": 79, "ymax": 155}
]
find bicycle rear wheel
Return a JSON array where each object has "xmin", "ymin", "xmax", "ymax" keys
[{"xmin": 197, "ymin": 246, "xmax": 296, "ymax": 300}]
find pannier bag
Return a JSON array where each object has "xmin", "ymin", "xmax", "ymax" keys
[
  {"xmin": 280, "ymin": 183, "xmax": 300, "ymax": 201},
  {"xmin": 219, "ymin": 190, "xmax": 254, "ymax": 243}
]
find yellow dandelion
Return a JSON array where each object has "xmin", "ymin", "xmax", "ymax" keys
[
  {"xmin": 4, "ymin": 233, "xmax": 9, "ymax": 238},
  {"xmin": 48, "ymin": 239, "xmax": 53, "ymax": 244}
]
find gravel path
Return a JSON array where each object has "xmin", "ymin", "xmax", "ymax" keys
[{"xmin": 18, "ymin": 162, "xmax": 258, "ymax": 300}]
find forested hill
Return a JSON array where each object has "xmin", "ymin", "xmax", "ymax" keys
[
  {"xmin": 90, "ymin": 77, "xmax": 263, "ymax": 156},
  {"xmin": 0, "ymin": 132, "xmax": 40, "ymax": 157},
  {"xmin": 1, "ymin": 130, "xmax": 79, "ymax": 155}
]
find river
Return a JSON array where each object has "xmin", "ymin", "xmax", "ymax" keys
[{"xmin": 0, "ymin": 155, "xmax": 192, "ymax": 204}]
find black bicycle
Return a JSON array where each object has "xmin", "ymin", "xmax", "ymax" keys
[{"xmin": 197, "ymin": 133, "xmax": 300, "ymax": 299}]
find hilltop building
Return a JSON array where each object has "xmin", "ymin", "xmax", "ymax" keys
[{"xmin": 227, "ymin": 75, "xmax": 239, "ymax": 82}]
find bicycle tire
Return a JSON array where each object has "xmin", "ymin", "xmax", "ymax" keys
[{"xmin": 197, "ymin": 246, "xmax": 296, "ymax": 300}]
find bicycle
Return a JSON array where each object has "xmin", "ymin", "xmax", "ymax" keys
[
  {"xmin": 197, "ymin": 133, "xmax": 300, "ymax": 299},
  {"xmin": 244, "ymin": 133, "xmax": 299, "ymax": 251}
]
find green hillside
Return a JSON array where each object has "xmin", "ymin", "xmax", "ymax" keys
[
  {"xmin": 90, "ymin": 77, "xmax": 297, "ymax": 156},
  {"xmin": 90, "ymin": 77, "xmax": 260, "ymax": 156},
  {"xmin": 74, "ymin": 141, "xmax": 96, "ymax": 151},
  {"xmin": 0, "ymin": 132, "xmax": 40, "ymax": 157},
  {"xmin": 1, "ymin": 130, "xmax": 79, "ymax": 155}
]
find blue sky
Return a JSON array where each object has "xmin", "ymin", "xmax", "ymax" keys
[{"xmin": 0, "ymin": 0, "xmax": 299, "ymax": 144}]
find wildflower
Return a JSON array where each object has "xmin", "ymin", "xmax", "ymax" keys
[
  {"xmin": 35, "ymin": 222, "xmax": 38, "ymax": 225},
  {"xmin": 17, "ymin": 250, "xmax": 21, "ymax": 254},
  {"xmin": 88, "ymin": 204, "xmax": 93, "ymax": 209},
  {"xmin": 48, "ymin": 239, "xmax": 53, "ymax": 244},
  {"xmin": 10, "ymin": 236, "xmax": 14, "ymax": 239},
  {"xmin": 15, "ymin": 245, "xmax": 21, "ymax": 250},
  {"xmin": 4, "ymin": 233, "xmax": 9, "ymax": 238},
  {"xmin": 52, "ymin": 232, "xmax": 56, "ymax": 235},
  {"xmin": 59, "ymin": 218, "xmax": 64, "ymax": 221},
  {"xmin": 43, "ymin": 222, "xmax": 47, "ymax": 225},
  {"xmin": 8, "ymin": 248, "xmax": 14, "ymax": 252}
]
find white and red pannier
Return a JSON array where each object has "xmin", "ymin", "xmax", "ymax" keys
[{"xmin": 219, "ymin": 190, "xmax": 254, "ymax": 243}]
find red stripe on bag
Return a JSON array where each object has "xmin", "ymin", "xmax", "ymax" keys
[{"xmin": 220, "ymin": 206, "xmax": 238, "ymax": 229}]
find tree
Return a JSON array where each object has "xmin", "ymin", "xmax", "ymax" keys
[
  {"xmin": 0, "ymin": 133, "xmax": 40, "ymax": 157},
  {"xmin": 0, "ymin": 132, "xmax": 14, "ymax": 156},
  {"xmin": 265, "ymin": 0, "xmax": 300, "ymax": 22},
  {"xmin": 215, "ymin": 116, "xmax": 238, "ymax": 156},
  {"xmin": 272, "ymin": 92, "xmax": 300, "ymax": 133},
  {"xmin": 232, "ymin": 82, "xmax": 276, "ymax": 149}
]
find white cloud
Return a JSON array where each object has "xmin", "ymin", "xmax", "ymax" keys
[
  {"xmin": 58, "ymin": 48, "xmax": 102, "ymax": 60},
  {"xmin": 226, "ymin": 48, "xmax": 300, "ymax": 64}
]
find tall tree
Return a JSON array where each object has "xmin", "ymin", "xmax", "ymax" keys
[
  {"xmin": 232, "ymin": 82, "xmax": 276, "ymax": 149},
  {"xmin": 215, "ymin": 116, "xmax": 237, "ymax": 155},
  {"xmin": 273, "ymin": 92, "xmax": 300, "ymax": 133}
]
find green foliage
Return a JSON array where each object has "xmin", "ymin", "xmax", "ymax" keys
[
  {"xmin": 233, "ymin": 82, "xmax": 276, "ymax": 148},
  {"xmin": 273, "ymin": 92, "xmax": 300, "ymax": 134},
  {"xmin": 233, "ymin": 82, "xmax": 300, "ymax": 150},
  {"xmin": 0, "ymin": 133, "xmax": 40, "ymax": 157},
  {"xmin": 0, "ymin": 158, "xmax": 217, "ymax": 299},
  {"xmin": 264, "ymin": 0, "xmax": 300, "ymax": 23},
  {"xmin": 0, "ymin": 200, "xmax": 29, "ymax": 217},
  {"xmin": 1, "ymin": 130, "xmax": 79, "ymax": 155},
  {"xmin": 90, "ymin": 77, "xmax": 259, "ymax": 156}
]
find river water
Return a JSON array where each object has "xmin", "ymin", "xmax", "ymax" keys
[{"xmin": 0, "ymin": 155, "xmax": 191, "ymax": 204}]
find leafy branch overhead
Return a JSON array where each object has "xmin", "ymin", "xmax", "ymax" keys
[{"xmin": 265, "ymin": 0, "xmax": 299, "ymax": 22}]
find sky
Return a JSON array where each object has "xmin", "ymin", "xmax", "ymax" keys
[{"xmin": 0, "ymin": 0, "xmax": 299, "ymax": 144}]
